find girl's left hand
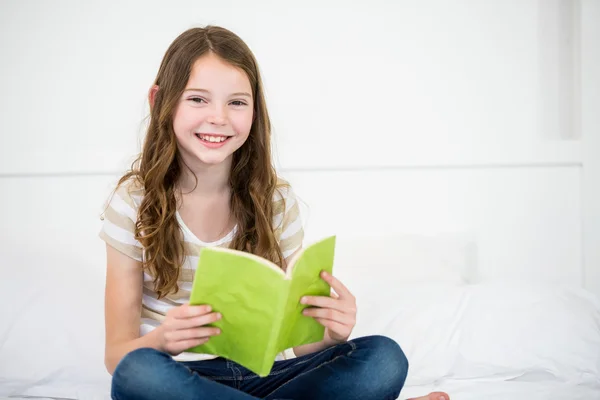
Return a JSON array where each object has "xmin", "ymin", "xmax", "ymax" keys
[{"xmin": 300, "ymin": 271, "xmax": 357, "ymax": 344}]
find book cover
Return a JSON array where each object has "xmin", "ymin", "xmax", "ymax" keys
[{"xmin": 187, "ymin": 235, "xmax": 336, "ymax": 376}]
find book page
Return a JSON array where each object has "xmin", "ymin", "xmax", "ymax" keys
[{"xmin": 277, "ymin": 236, "xmax": 336, "ymax": 352}]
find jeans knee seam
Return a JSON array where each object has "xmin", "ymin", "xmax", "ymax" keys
[
  {"xmin": 264, "ymin": 341, "xmax": 357, "ymax": 397},
  {"xmin": 263, "ymin": 351, "xmax": 351, "ymax": 398},
  {"xmin": 191, "ymin": 371, "xmax": 237, "ymax": 380},
  {"xmin": 348, "ymin": 340, "xmax": 357, "ymax": 356},
  {"xmin": 239, "ymin": 355, "xmax": 321, "ymax": 381},
  {"xmin": 228, "ymin": 360, "xmax": 243, "ymax": 389},
  {"xmin": 241, "ymin": 345, "xmax": 340, "ymax": 381}
]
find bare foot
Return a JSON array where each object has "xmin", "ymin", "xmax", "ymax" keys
[{"xmin": 407, "ymin": 392, "xmax": 450, "ymax": 400}]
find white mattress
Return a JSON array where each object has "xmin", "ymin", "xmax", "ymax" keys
[
  {"xmin": 2, "ymin": 381, "xmax": 600, "ymax": 400},
  {"xmin": 400, "ymin": 381, "xmax": 600, "ymax": 400},
  {"xmin": 2, "ymin": 233, "xmax": 599, "ymax": 400}
]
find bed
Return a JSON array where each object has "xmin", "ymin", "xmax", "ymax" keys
[
  {"xmin": 1, "ymin": 229, "xmax": 598, "ymax": 400},
  {"xmin": 2, "ymin": 0, "xmax": 600, "ymax": 397}
]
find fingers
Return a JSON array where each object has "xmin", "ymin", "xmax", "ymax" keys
[
  {"xmin": 300, "ymin": 272, "xmax": 357, "ymax": 342},
  {"xmin": 301, "ymin": 295, "xmax": 356, "ymax": 314},
  {"xmin": 313, "ymin": 317, "xmax": 349, "ymax": 336},
  {"xmin": 166, "ymin": 337, "xmax": 211, "ymax": 355},
  {"xmin": 302, "ymin": 307, "xmax": 355, "ymax": 326},
  {"xmin": 165, "ymin": 326, "xmax": 221, "ymax": 343},
  {"xmin": 300, "ymin": 271, "xmax": 355, "ymax": 307},
  {"xmin": 301, "ymin": 295, "xmax": 337, "ymax": 308},
  {"xmin": 169, "ymin": 304, "xmax": 213, "ymax": 319},
  {"xmin": 163, "ymin": 304, "xmax": 222, "ymax": 338},
  {"xmin": 175, "ymin": 337, "xmax": 210, "ymax": 350},
  {"xmin": 160, "ymin": 304, "xmax": 223, "ymax": 355},
  {"xmin": 171, "ymin": 311, "xmax": 222, "ymax": 330},
  {"xmin": 320, "ymin": 271, "xmax": 354, "ymax": 300}
]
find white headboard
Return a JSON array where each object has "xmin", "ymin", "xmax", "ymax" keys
[{"xmin": 281, "ymin": 166, "xmax": 583, "ymax": 287}]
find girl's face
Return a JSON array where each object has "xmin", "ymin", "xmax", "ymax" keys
[{"xmin": 172, "ymin": 52, "xmax": 254, "ymax": 169}]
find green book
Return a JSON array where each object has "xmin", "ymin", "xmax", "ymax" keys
[{"xmin": 187, "ymin": 235, "xmax": 336, "ymax": 377}]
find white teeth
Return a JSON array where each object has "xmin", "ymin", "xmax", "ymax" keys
[{"xmin": 198, "ymin": 134, "xmax": 228, "ymax": 143}]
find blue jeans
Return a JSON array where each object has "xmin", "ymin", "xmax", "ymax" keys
[{"xmin": 111, "ymin": 335, "xmax": 408, "ymax": 400}]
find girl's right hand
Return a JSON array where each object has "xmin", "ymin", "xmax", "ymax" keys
[{"xmin": 156, "ymin": 304, "xmax": 222, "ymax": 356}]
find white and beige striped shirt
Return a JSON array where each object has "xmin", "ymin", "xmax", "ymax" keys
[{"xmin": 99, "ymin": 178, "xmax": 304, "ymax": 362}]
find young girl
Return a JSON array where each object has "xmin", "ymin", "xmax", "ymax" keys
[{"xmin": 100, "ymin": 25, "xmax": 449, "ymax": 400}]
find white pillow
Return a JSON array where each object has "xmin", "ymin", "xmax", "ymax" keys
[
  {"xmin": 0, "ymin": 229, "xmax": 472, "ymax": 397},
  {"xmin": 348, "ymin": 282, "xmax": 468, "ymax": 386},
  {"xmin": 0, "ymin": 176, "xmax": 115, "ymax": 398},
  {"xmin": 330, "ymin": 232, "xmax": 474, "ymax": 385},
  {"xmin": 449, "ymin": 282, "xmax": 600, "ymax": 385},
  {"xmin": 0, "ymin": 240, "xmax": 112, "ymax": 399}
]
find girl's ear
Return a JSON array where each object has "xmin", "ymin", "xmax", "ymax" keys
[{"xmin": 148, "ymin": 85, "xmax": 160, "ymax": 109}]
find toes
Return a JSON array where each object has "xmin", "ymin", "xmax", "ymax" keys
[
  {"xmin": 428, "ymin": 391, "xmax": 450, "ymax": 400},
  {"xmin": 406, "ymin": 392, "xmax": 450, "ymax": 400}
]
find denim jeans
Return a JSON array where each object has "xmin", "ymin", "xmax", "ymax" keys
[{"xmin": 111, "ymin": 335, "xmax": 408, "ymax": 400}]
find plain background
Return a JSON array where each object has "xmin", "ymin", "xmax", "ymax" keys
[{"xmin": 0, "ymin": 0, "xmax": 599, "ymax": 296}]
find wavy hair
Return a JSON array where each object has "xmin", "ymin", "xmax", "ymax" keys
[{"xmin": 114, "ymin": 26, "xmax": 286, "ymax": 298}]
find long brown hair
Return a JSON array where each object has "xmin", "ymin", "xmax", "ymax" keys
[{"xmin": 115, "ymin": 26, "xmax": 286, "ymax": 298}]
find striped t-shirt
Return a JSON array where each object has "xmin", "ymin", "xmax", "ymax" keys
[{"xmin": 99, "ymin": 177, "xmax": 304, "ymax": 362}]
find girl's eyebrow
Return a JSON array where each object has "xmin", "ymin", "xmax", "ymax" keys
[{"xmin": 184, "ymin": 88, "xmax": 252, "ymax": 98}]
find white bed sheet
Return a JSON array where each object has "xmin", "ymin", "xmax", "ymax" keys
[
  {"xmin": 3, "ymin": 230, "xmax": 599, "ymax": 400},
  {"xmin": 0, "ymin": 398, "xmax": 74, "ymax": 400},
  {"xmin": 2, "ymin": 381, "xmax": 600, "ymax": 400},
  {"xmin": 400, "ymin": 380, "xmax": 600, "ymax": 400}
]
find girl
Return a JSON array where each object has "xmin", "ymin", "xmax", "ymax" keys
[{"xmin": 100, "ymin": 25, "xmax": 449, "ymax": 400}]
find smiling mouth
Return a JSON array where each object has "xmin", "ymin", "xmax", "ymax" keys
[
  {"xmin": 195, "ymin": 133, "xmax": 232, "ymax": 143},
  {"xmin": 195, "ymin": 133, "xmax": 231, "ymax": 148}
]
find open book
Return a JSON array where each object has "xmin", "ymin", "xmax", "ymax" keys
[{"xmin": 188, "ymin": 235, "xmax": 337, "ymax": 377}]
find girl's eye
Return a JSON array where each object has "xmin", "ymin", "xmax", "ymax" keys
[
  {"xmin": 189, "ymin": 97, "xmax": 206, "ymax": 104},
  {"xmin": 230, "ymin": 100, "xmax": 247, "ymax": 106}
]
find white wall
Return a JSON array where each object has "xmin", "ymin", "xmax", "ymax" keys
[
  {"xmin": 581, "ymin": 0, "xmax": 600, "ymax": 297},
  {"xmin": 0, "ymin": 1, "xmax": 597, "ymax": 295}
]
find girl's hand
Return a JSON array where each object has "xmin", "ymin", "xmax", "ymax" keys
[
  {"xmin": 156, "ymin": 304, "xmax": 222, "ymax": 356},
  {"xmin": 301, "ymin": 271, "xmax": 357, "ymax": 344}
]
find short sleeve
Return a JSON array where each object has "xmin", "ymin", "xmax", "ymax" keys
[
  {"xmin": 273, "ymin": 182, "xmax": 304, "ymax": 259},
  {"xmin": 99, "ymin": 182, "xmax": 144, "ymax": 261}
]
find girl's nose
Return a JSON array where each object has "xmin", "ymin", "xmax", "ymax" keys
[{"xmin": 207, "ymin": 105, "xmax": 227, "ymax": 126}]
